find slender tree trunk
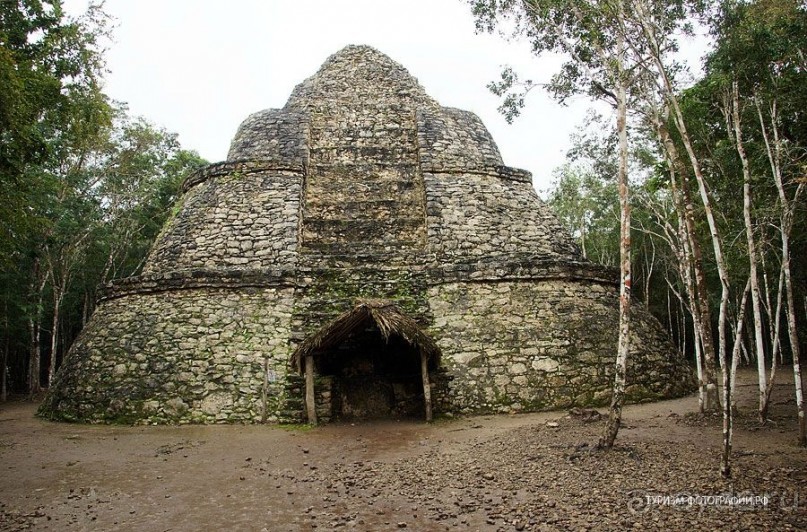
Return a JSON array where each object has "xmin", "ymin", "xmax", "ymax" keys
[
  {"xmin": 82, "ymin": 291, "xmax": 92, "ymax": 327},
  {"xmin": 740, "ymin": 331, "xmax": 751, "ymax": 366},
  {"xmin": 755, "ymin": 95, "xmax": 805, "ymax": 446},
  {"xmin": 580, "ymin": 215, "xmax": 587, "ymax": 260},
  {"xmin": 27, "ymin": 264, "xmax": 47, "ymax": 397},
  {"xmin": 721, "ymin": 279, "xmax": 751, "ymax": 478},
  {"xmin": 781, "ymin": 237, "xmax": 805, "ymax": 444},
  {"xmin": 1, "ymin": 300, "xmax": 8, "ymax": 402},
  {"xmin": 636, "ymin": 6, "xmax": 722, "ymax": 410},
  {"xmin": 668, "ymin": 97, "xmax": 731, "ymax": 415},
  {"xmin": 675, "ymin": 222, "xmax": 705, "ymax": 410},
  {"xmin": 46, "ymin": 269, "xmax": 69, "ymax": 388},
  {"xmin": 728, "ymin": 319, "xmax": 750, "ymax": 406},
  {"xmin": 28, "ymin": 315, "xmax": 41, "ymax": 397},
  {"xmin": 643, "ymin": 239, "xmax": 655, "ymax": 307},
  {"xmin": 763, "ymin": 264, "xmax": 783, "ymax": 407},
  {"xmin": 667, "ymin": 287, "xmax": 673, "ymax": 338},
  {"xmin": 656, "ymin": 118, "xmax": 719, "ymax": 410},
  {"xmin": 675, "ymin": 208, "xmax": 706, "ymax": 410},
  {"xmin": 682, "ymin": 299, "xmax": 688, "ymax": 365},
  {"xmin": 645, "ymin": 138, "xmax": 706, "ymax": 410},
  {"xmin": 47, "ymin": 291, "xmax": 63, "ymax": 388},
  {"xmin": 693, "ymin": 326, "xmax": 705, "ymax": 410},
  {"xmin": 798, "ymin": 298, "xmax": 806, "ymax": 446},
  {"xmin": 730, "ymin": 83, "xmax": 768, "ymax": 422},
  {"xmin": 600, "ymin": 23, "xmax": 630, "ymax": 449}
]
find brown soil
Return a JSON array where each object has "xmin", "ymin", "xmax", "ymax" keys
[{"xmin": 1, "ymin": 368, "xmax": 805, "ymax": 531}]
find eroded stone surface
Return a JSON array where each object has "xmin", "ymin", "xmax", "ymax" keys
[{"xmin": 41, "ymin": 45, "xmax": 694, "ymax": 424}]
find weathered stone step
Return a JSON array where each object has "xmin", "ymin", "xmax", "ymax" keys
[
  {"xmin": 302, "ymin": 218, "xmax": 425, "ymax": 244},
  {"xmin": 308, "ymin": 146, "xmax": 418, "ymax": 164},
  {"xmin": 307, "ymin": 163, "xmax": 419, "ymax": 177},
  {"xmin": 305, "ymin": 175, "xmax": 420, "ymax": 197},
  {"xmin": 304, "ymin": 199, "xmax": 420, "ymax": 221},
  {"xmin": 305, "ymin": 185, "xmax": 419, "ymax": 205},
  {"xmin": 298, "ymin": 253, "xmax": 422, "ymax": 270},
  {"xmin": 308, "ymin": 126, "xmax": 417, "ymax": 144}
]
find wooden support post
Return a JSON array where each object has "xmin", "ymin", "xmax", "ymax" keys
[
  {"xmin": 421, "ymin": 352, "xmax": 432, "ymax": 422},
  {"xmin": 305, "ymin": 355, "xmax": 317, "ymax": 425},
  {"xmin": 261, "ymin": 356, "xmax": 268, "ymax": 423}
]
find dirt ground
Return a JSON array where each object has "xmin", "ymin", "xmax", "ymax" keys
[{"xmin": 1, "ymin": 368, "xmax": 805, "ymax": 531}]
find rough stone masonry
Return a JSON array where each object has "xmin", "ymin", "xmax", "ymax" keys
[{"xmin": 40, "ymin": 45, "xmax": 695, "ymax": 424}]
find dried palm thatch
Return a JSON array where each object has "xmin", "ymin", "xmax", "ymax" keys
[{"xmin": 291, "ymin": 299, "xmax": 440, "ymax": 372}]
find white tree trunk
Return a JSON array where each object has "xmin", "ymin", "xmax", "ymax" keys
[
  {"xmin": 47, "ymin": 289, "xmax": 64, "ymax": 389},
  {"xmin": 755, "ymin": 95, "xmax": 805, "ymax": 446},
  {"xmin": 798, "ymin": 298, "xmax": 806, "ymax": 446},
  {"xmin": 600, "ymin": 23, "xmax": 630, "ymax": 448},
  {"xmin": 722, "ymin": 279, "xmax": 751, "ymax": 478},
  {"xmin": 27, "ymin": 262, "xmax": 48, "ymax": 397},
  {"xmin": 730, "ymin": 83, "xmax": 768, "ymax": 422},
  {"xmin": 655, "ymin": 116, "xmax": 715, "ymax": 410},
  {"xmin": 762, "ymin": 262, "xmax": 783, "ymax": 407}
]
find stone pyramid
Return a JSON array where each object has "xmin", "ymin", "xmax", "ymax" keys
[{"xmin": 41, "ymin": 45, "xmax": 693, "ymax": 424}]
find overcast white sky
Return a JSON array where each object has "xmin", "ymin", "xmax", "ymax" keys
[{"xmin": 63, "ymin": 1, "xmax": 706, "ymax": 192}]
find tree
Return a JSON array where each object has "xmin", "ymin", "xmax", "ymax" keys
[
  {"xmin": 0, "ymin": 0, "xmax": 110, "ymax": 260},
  {"xmin": 37, "ymin": 112, "xmax": 205, "ymax": 388},
  {"xmin": 628, "ymin": 0, "xmax": 807, "ymax": 466},
  {"xmin": 546, "ymin": 114, "xmax": 620, "ymax": 266},
  {"xmin": 705, "ymin": 0, "xmax": 807, "ymax": 445},
  {"xmin": 473, "ymin": 0, "xmax": 807, "ymax": 471},
  {"xmin": 1, "ymin": 0, "xmax": 113, "ymax": 394},
  {"xmin": 471, "ymin": 0, "xmax": 650, "ymax": 448},
  {"xmin": 0, "ymin": 1, "xmax": 206, "ymax": 396}
]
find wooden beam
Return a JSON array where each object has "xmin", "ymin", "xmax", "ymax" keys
[
  {"xmin": 421, "ymin": 352, "xmax": 432, "ymax": 422},
  {"xmin": 305, "ymin": 355, "xmax": 317, "ymax": 425},
  {"xmin": 261, "ymin": 356, "xmax": 268, "ymax": 423}
]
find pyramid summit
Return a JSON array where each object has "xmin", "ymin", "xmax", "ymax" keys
[{"xmin": 41, "ymin": 45, "xmax": 694, "ymax": 424}]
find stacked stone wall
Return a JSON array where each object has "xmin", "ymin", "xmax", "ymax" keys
[
  {"xmin": 285, "ymin": 46, "xmax": 437, "ymax": 111},
  {"xmin": 301, "ymin": 100, "xmax": 427, "ymax": 259},
  {"xmin": 423, "ymin": 172, "xmax": 582, "ymax": 262},
  {"xmin": 145, "ymin": 168, "xmax": 302, "ymax": 273},
  {"xmin": 41, "ymin": 288, "xmax": 295, "ymax": 424},
  {"xmin": 416, "ymin": 108, "xmax": 503, "ymax": 171},
  {"xmin": 428, "ymin": 280, "xmax": 695, "ymax": 414},
  {"xmin": 227, "ymin": 109, "xmax": 309, "ymax": 163}
]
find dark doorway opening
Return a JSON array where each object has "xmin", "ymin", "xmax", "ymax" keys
[
  {"xmin": 292, "ymin": 300, "xmax": 440, "ymax": 424},
  {"xmin": 317, "ymin": 325, "xmax": 431, "ymax": 420}
]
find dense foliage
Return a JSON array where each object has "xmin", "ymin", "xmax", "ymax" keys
[{"xmin": 0, "ymin": 1, "xmax": 205, "ymax": 397}]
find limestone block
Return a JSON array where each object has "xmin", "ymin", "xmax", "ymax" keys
[{"xmin": 532, "ymin": 357, "xmax": 560, "ymax": 373}]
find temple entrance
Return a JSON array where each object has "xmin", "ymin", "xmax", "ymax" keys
[
  {"xmin": 317, "ymin": 328, "xmax": 426, "ymax": 420},
  {"xmin": 291, "ymin": 300, "xmax": 440, "ymax": 424}
]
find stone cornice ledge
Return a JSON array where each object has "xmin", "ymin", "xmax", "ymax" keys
[
  {"xmin": 427, "ymin": 258, "xmax": 618, "ymax": 286},
  {"xmin": 182, "ymin": 159, "xmax": 306, "ymax": 192},
  {"xmin": 422, "ymin": 165, "xmax": 532, "ymax": 183},
  {"xmin": 99, "ymin": 257, "xmax": 617, "ymax": 302},
  {"xmin": 99, "ymin": 268, "xmax": 299, "ymax": 301}
]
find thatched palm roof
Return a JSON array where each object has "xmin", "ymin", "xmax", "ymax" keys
[{"xmin": 291, "ymin": 299, "xmax": 440, "ymax": 372}]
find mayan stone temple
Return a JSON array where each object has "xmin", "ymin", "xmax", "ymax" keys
[{"xmin": 41, "ymin": 45, "xmax": 694, "ymax": 424}]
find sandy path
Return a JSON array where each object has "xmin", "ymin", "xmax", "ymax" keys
[{"xmin": 1, "ymin": 369, "xmax": 805, "ymax": 531}]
